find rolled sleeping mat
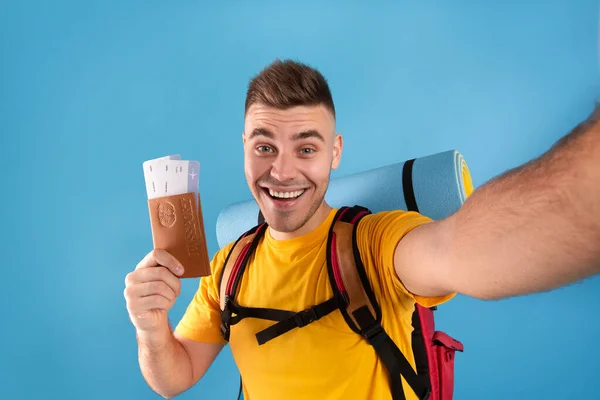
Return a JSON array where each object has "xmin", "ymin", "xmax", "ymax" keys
[{"xmin": 216, "ymin": 149, "xmax": 474, "ymax": 249}]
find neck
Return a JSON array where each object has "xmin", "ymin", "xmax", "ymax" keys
[{"xmin": 269, "ymin": 202, "xmax": 333, "ymax": 241}]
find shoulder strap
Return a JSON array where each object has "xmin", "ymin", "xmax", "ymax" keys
[
  {"xmin": 218, "ymin": 223, "xmax": 268, "ymax": 340},
  {"xmin": 219, "ymin": 225, "xmax": 266, "ymax": 400},
  {"xmin": 218, "ymin": 223, "xmax": 267, "ymax": 311},
  {"xmin": 326, "ymin": 205, "xmax": 378, "ymax": 331},
  {"xmin": 326, "ymin": 205, "xmax": 431, "ymax": 400}
]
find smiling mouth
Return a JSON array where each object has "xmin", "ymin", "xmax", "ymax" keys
[{"xmin": 261, "ymin": 187, "xmax": 307, "ymax": 201}]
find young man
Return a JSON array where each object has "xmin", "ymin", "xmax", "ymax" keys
[{"xmin": 124, "ymin": 59, "xmax": 600, "ymax": 399}]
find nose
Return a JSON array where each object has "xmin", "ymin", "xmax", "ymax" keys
[{"xmin": 270, "ymin": 153, "xmax": 296, "ymax": 182}]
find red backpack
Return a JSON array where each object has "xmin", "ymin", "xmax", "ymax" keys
[{"xmin": 219, "ymin": 205, "xmax": 464, "ymax": 400}]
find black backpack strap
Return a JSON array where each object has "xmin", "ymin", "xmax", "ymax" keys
[
  {"xmin": 219, "ymin": 223, "xmax": 268, "ymax": 340},
  {"xmin": 326, "ymin": 206, "xmax": 431, "ymax": 400},
  {"xmin": 218, "ymin": 222, "xmax": 279, "ymax": 400},
  {"xmin": 411, "ymin": 304, "xmax": 433, "ymax": 377},
  {"xmin": 255, "ymin": 296, "xmax": 339, "ymax": 345},
  {"xmin": 402, "ymin": 158, "xmax": 419, "ymax": 213}
]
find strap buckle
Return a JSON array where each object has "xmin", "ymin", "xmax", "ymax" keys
[
  {"xmin": 220, "ymin": 296, "xmax": 232, "ymax": 341},
  {"xmin": 220, "ymin": 321, "xmax": 231, "ymax": 341},
  {"xmin": 293, "ymin": 307, "xmax": 318, "ymax": 328},
  {"xmin": 363, "ymin": 323, "xmax": 385, "ymax": 344}
]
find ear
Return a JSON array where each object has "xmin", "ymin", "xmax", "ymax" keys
[
  {"xmin": 331, "ymin": 133, "xmax": 343, "ymax": 170},
  {"xmin": 242, "ymin": 131, "xmax": 247, "ymax": 145}
]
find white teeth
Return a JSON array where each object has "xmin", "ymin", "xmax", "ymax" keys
[{"xmin": 268, "ymin": 189, "xmax": 305, "ymax": 199}]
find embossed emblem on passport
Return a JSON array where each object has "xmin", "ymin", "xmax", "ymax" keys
[{"xmin": 158, "ymin": 201, "xmax": 176, "ymax": 227}]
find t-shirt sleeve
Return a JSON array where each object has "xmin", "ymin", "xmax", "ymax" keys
[
  {"xmin": 357, "ymin": 210, "xmax": 456, "ymax": 308},
  {"xmin": 174, "ymin": 243, "xmax": 234, "ymax": 345}
]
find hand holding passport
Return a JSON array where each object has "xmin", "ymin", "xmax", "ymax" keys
[{"xmin": 142, "ymin": 154, "xmax": 211, "ymax": 278}]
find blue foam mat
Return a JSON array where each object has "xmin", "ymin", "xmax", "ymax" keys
[{"xmin": 216, "ymin": 149, "xmax": 471, "ymax": 248}]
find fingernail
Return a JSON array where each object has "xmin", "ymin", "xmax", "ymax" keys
[{"xmin": 176, "ymin": 266, "xmax": 184, "ymax": 275}]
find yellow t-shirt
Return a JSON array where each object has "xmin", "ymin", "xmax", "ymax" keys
[{"xmin": 175, "ymin": 208, "xmax": 455, "ymax": 400}]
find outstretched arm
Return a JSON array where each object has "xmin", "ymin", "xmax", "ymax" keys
[{"xmin": 396, "ymin": 104, "xmax": 600, "ymax": 300}]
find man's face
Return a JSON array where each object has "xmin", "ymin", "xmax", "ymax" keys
[{"xmin": 243, "ymin": 103, "xmax": 342, "ymax": 236}]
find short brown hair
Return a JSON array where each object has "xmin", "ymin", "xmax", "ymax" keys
[{"xmin": 245, "ymin": 59, "xmax": 336, "ymax": 118}]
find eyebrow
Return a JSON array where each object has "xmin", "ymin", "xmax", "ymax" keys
[
  {"xmin": 292, "ymin": 130, "xmax": 325, "ymax": 143},
  {"xmin": 248, "ymin": 128, "xmax": 325, "ymax": 143},
  {"xmin": 248, "ymin": 128, "xmax": 274, "ymax": 140}
]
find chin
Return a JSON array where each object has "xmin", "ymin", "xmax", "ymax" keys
[
  {"xmin": 260, "ymin": 210, "xmax": 305, "ymax": 232},
  {"xmin": 262, "ymin": 199, "xmax": 326, "ymax": 236}
]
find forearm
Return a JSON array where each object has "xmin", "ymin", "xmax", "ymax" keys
[
  {"xmin": 137, "ymin": 323, "xmax": 194, "ymax": 399},
  {"xmin": 448, "ymin": 105, "xmax": 600, "ymax": 300}
]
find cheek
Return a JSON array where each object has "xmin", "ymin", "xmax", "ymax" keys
[
  {"xmin": 303, "ymin": 157, "xmax": 331, "ymax": 185},
  {"xmin": 245, "ymin": 155, "xmax": 269, "ymax": 181}
]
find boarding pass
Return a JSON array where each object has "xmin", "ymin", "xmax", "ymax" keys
[{"xmin": 142, "ymin": 154, "xmax": 200, "ymax": 200}]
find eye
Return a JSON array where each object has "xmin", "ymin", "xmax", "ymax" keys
[
  {"xmin": 257, "ymin": 145, "xmax": 274, "ymax": 153},
  {"xmin": 299, "ymin": 148, "xmax": 315, "ymax": 155}
]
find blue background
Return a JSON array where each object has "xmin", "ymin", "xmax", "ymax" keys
[{"xmin": 2, "ymin": 1, "xmax": 599, "ymax": 399}]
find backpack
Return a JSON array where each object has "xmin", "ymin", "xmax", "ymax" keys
[{"xmin": 218, "ymin": 205, "xmax": 464, "ymax": 400}]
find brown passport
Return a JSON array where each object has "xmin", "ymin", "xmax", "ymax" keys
[{"xmin": 147, "ymin": 191, "xmax": 211, "ymax": 278}]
